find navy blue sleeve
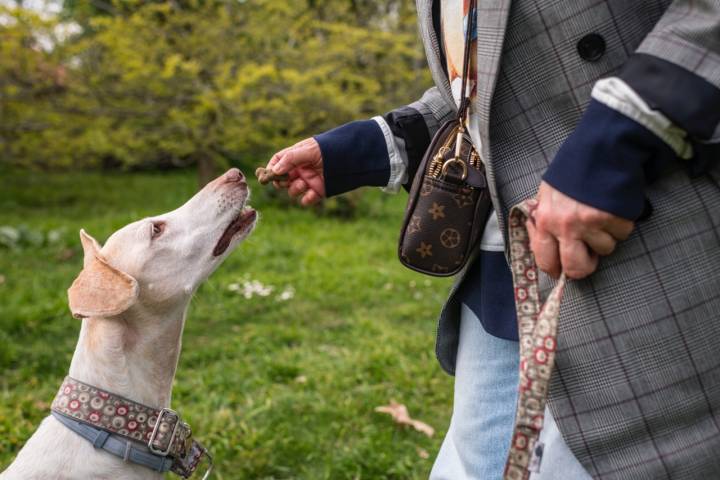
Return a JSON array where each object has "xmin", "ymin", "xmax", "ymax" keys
[
  {"xmin": 314, "ymin": 120, "xmax": 390, "ymax": 197},
  {"xmin": 545, "ymin": 54, "xmax": 720, "ymax": 220},
  {"xmin": 620, "ymin": 53, "xmax": 720, "ymax": 174},
  {"xmin": 542, "ymin": 99, "xmax": 677, "ymax": 220},
  {"xmin": 620, "ymin": 54, "xmax": 720, "ymax": 141},
  {"xmin": 382, "ymin": 106, "xmax": 432, "ymax": 191}
]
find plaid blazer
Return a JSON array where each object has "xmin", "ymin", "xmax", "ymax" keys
[{"xmin": 400, "ymin": 1, "xmax": 720, "ymax": 478}]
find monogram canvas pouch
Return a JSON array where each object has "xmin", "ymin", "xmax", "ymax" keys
[{"xmin": 398, "ymin": 119, "xmax": 491, "ymax": 276}]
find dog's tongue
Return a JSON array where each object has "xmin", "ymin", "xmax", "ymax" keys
[{"xmin": 213, "ymin": 209, "xmax": 256, "ymax": 257}]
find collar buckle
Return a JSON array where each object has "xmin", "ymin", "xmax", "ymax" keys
[{"xmin": 148, "ymin": 407, "xmax": 183, "ymax": 457}]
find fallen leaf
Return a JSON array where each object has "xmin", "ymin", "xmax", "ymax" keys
[
  {"xmin": 375, "ymin": 400, "xmax": 435, "ymax": 437},
  {"xmin": 295, "ymin": 375, "xmax": 307, "ymax": 384},
  {"xmin": 0, "ymin": 274, "xmax": 5, "ymax": 285},
  {"xmin": 417, "ymin": 448, "xmax": 430, "ymax": 459}
]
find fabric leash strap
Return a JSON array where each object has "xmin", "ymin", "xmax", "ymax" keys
[
  {"xmin": 504, "ymin": 199, "xmax": 567, "ymax": 480},
  {"xmin": 51, "ymin": 376, "xmax": 212, "ymax": 479}
]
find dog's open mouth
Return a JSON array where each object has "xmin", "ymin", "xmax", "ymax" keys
[{"xmin": 213, "ymin": 207, "xmax": 257, "ymax": 257}]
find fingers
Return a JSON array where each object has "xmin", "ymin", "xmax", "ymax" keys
[
  {"xmin": 531, "ymin": 219, "xmax": 614, "ymax": 279},
  {"xmin": 275, "ymin": 174, "xmax": 322, "ymax": 207},
  {"xmin": 266, "ymin": 146, "xmax": 290, "ymax": 171},
  {"xmin": 531, "ymin": 181, "xmax": 637, "ymax": 279},
  {"xmin": 272, "ymin": 148, "xmax": 297, "ymax": 175},
  {"xmin": 301, "ymin": 190, "xmax": 321, "ymax": 206},
  {"xmin": 528, "ymin": 218, "xmax": 562, "ymax": 279},
  {"xmin": 559, "ymin": 238, "xmax": 599, "ymax": 279},
  {"xmin": 272, "ymin": 140, "xmax": 318, "ymax": 175},
  {"xmin": 287, "ymin": 178, "xmax": 309, "ymax": 198},
  {"xmin": 582, "ymin": 230, "xmax": 617, "ymax": 256},
  {"xmin": 264, "ymin": 138, "xmax": 325, "ymax": 202},
  {"xmin": 604, "ymin": 217, "xmax": 635, "ymax": 241}
]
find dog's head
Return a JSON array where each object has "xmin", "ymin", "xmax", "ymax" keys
[{"xmin": 67, "ymin": 168, "xmax": 257, "ymax": 319}]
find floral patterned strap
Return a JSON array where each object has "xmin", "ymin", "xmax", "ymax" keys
[
  {"xmin": 51, "ymin": 376, "xmax": 211, "ymax": 479},
  {"xmin": 504, "ymin": 199, "xmax": 567, "ymax": 480}
]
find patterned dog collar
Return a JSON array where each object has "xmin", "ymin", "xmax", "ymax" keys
[{"xmin": 51, "ymin": 376, "xmax": 212, "ymax": 479}]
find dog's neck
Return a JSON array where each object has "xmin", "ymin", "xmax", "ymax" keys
[{"xmin": 67, "ymin": 301, "xmax": 189, "ymax": 408}]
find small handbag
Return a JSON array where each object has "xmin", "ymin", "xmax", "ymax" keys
[{"xmin": 398, "ymin": 0, "xmax": 491, "ymax": 277}]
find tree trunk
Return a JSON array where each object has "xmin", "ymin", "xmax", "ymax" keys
[{"xmin": 196, "ymin": 154, "xmax": 218, "ymax": 189}]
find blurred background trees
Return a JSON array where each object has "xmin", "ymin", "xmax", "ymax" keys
[{"xmin": 1, "ymin": 0, "xmax": 430, "ymax": 185}]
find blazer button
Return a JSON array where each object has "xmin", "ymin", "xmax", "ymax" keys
[{"xmin": 577, "ymin": 33, "xmax": 606, "ymax": 62}]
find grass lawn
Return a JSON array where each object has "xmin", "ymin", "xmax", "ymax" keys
[{"xmin": 0, "ymin": 170, "xmax": 455, "ymax": 479}]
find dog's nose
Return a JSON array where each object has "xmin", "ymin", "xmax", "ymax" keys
[{"xmin": 224, "ymin": 168, "xmax": 245, "ymax": 184}]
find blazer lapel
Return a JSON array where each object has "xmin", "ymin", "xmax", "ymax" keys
[
  {"xmin": 416, "ymin": 0, "xmax": 456, "ymax": 112},
  {"xmin": 474, "ymin": 0, "xmax": 512, "ymax": 239}
]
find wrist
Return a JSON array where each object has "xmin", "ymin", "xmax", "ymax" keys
[{"xmin": 543, "ymin": 99, "xmax": 677, "ymax": 220}]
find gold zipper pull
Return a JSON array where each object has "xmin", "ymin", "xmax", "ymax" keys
[{"xmin": 454, "ymin": 129, "xmax": 464, "ymax": 160}]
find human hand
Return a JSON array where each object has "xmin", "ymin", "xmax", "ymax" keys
[
  {"xmin": 527, "ymin": 181, "xmax": 635, "ymax": 280},
  {"xmin": 266, "ymin": 137, "xmax": 325, "ymax": 207}
]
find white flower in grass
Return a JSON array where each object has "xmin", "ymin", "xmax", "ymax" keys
[
  {"xmin": 276, "ymin": 286, "xmax": 295, "ymax": 302},
  {"xmin": 229, "ymin": 278, "xmax": 283, "ymax": 299},
  {"xmin": 240, "ymin": 279, "xmax": 274, "ymax": 299}
]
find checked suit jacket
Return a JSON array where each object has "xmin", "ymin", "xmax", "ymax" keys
[{"xmin": 396, "ymin": 1, "xmax": 720, "ymax": 479}]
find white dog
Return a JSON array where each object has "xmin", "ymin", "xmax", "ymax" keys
[{"xmin": 1, "ymin": 168, "xmax": 257, "ymax": 480}]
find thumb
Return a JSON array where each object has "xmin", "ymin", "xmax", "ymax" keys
[{"xmin": 273, "ymin": 146, "xmax": 311, "ymax": 175}]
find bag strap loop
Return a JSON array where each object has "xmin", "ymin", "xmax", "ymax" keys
[{"xmin": 457, "ymin": 0, "xmax": 477, "ymax": 124}]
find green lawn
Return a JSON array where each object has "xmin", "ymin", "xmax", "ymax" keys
[{"xmin": 0, "ymin": 170, "xmax": 454, "ymax": 479}]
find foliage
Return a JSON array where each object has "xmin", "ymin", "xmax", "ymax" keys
[
  {"xmin": 0, "ymin": 6, "xmax": 69, "ymax": 167},
  {"xmin": 0, "ymin": 170, "xmax": 453, "ymax": 479},
  {"xmin": 1, "ymin": 1, "xmax": 430, "ymax": 180},
  {"xmin": 0, "ymin": 224, "xmax": 65, "ymax": 249}
]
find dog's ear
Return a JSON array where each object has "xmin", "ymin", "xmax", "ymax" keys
[{"xmin": 67, "ymin": 229, "xmax": 139, "ymax": 319}]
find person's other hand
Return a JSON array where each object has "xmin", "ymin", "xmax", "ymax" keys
[
  {"xmin": 527, "ymin": 181, "xmax": 635, "ymax": 280},
  {"xmin": 266, "ymin": 137, "xmax": 325, "ymax": 207}
]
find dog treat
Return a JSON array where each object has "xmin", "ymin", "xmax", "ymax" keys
[{"xmin": 255, "ymin": 167, "xmax": 289, "ymax": 185}]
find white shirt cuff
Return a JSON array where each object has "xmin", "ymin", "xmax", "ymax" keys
[
  {"xmin": 592, "ymin": 77, "xmax": 693, "ymax": 160},
  {"xmin": 372, "ymin": 116, "xmax": 409, "ymax": 194}
]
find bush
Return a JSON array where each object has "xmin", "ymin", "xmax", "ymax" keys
[{"xmin": 1, "ymin": 1, "xmax": 431, "ymax": 184}]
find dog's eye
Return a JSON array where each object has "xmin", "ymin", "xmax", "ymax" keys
[{"xmin": 150, "ymin": 222, "xmax": 165, "ymax": 240}]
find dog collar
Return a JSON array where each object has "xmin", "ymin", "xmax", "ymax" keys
[{"xmin": 51, "ymin": 376, "xmax": 212, "ymax": 479}]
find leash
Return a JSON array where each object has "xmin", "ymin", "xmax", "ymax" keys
[
  {"xmin": 504, "ymin": 199, "xmax": 567, "ymax": 480},
  {"xmin": 51, "ymin": 376, "xmax": 213, "ymax": 479}
]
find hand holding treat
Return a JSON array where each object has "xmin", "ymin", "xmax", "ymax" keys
[{"xmin": 262, "ymin": 137, "xmax": 326, "ymax": 206}]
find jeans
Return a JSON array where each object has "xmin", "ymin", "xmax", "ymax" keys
[{"xmin": 430, "ymin": 303, "xmax": 591, "ymax": 480}]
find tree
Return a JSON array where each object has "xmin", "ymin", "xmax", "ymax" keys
[{"xmin": 1, "ymin": 1, "xmax": 430, "ymax": 187}]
